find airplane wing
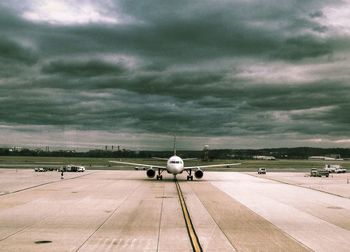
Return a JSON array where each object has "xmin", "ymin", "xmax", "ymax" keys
[
  {"xmin": 184, "ymin": 163, "xmax": 241, "ymax": 170},
  {"xmin": 109, "ymin": 160, "xmax": 166, "ymax": 169},
  {"xmin": 151, "ymin": 157, "xmax": 169, "ymax": 161}
]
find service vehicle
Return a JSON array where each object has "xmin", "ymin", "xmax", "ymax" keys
[
  {"xmin": 335, "ymin": 167, "xmax": 347, "ymax": 173},
  {"xmin": 258, "ymin": 168, "xmax": 267, "ymax": 174},
  {"xmin": 60, "ymin": 165, "xmax": 86, "ymax": 172},
  {"xmin": 77, "ymin": 166, "xmax": 85, "ymax": 172},
  {"xmin": 325, "ymin": 164, "xmax": 339, "ymax": 173},
  {"xmin": 310, "ymin": 168, "xmax": 329, "ymax": 177}
]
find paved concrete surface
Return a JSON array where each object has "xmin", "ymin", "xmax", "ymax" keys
[
  {"xmin": 249, "ymin": 172, "xmax": 350, "ymax": 198},
  {"xmin": 0, "ymin": 170, "xmax": 350, "ymax": 251}
]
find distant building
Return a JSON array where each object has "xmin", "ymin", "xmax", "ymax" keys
[
  {"xmin": 9, "ymin": 146, "xmax": 22, "ymax": 152},
  {"xmin": 253, "ymin": 155, "xmax": 276, "ymax": 160},
  {"xmin": 328, "ymin": 154, "xmax": 342, "ymax": 159},
  {"xmin": 308, "ymin": 155, "xmax": 343, "ymax": 161},
  {"xmin": 57, "ymin": 150, "xmax": 76, "ymax": 153}
]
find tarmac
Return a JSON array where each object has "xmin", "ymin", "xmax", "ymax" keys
[{"xmin": 0, "ymin": 169, "xmax": 350, "ymax": 251}]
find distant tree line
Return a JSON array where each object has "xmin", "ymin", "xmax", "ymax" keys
[{"xmin": 1, "ymin": 147, "xmax": 350, "ymax": 159}]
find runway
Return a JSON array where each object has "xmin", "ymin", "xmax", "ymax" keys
[{"xmin": 0, "ymin": 169, "xmax": 350, "ymax": 251}]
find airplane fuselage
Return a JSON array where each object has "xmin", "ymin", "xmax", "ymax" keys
[{"xmin": 166, "ymin": 155, "xmax": 184, "ymax": 175}]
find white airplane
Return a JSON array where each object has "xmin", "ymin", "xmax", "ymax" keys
[{"xmin": 109, "ymin": 138, "xmax": 241, "ymax": 180}]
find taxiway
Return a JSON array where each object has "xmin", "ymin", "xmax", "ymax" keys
[{"xmin": 0, "ymin": 169, "xmax": 349, "ymax": 251}]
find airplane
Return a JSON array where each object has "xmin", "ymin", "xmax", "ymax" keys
[{"xmin": 109, "ymin": 137, "xmax": 241, "ymax": 180}]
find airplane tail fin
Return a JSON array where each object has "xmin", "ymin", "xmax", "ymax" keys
[{"xmin": 173, "ymin": 135, "xmax": 176, "ymax": 156}]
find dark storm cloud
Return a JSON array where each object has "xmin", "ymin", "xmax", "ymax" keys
[
  {"xmin": 0, "ymin": 38, "xmax": 37, "ymax": 65},
  {"xmin": 273, "ymin": 35, "xmax": 331, "ymax": 61},
  {"xmin": 247, "ymin": 82, "xmax": 349, "ymax": 110},
  {"xmin": 41, "ymin": 59, "xmax": 126, "ymax": 77},
  {"xmin": 0, "ymin": 0, "xmax": 331, "ymax": 63},
  {"xmin": 1, "ymin": 0, "xmax": 350, "ymax": 149},
  {"xmin": 115, "ymin": 0, "xmax": 335, "ymax": 61}
]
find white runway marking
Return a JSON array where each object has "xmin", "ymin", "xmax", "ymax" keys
[{"xmin": 210, "ymin": 172, "xmax": 350, "ymax": 252}]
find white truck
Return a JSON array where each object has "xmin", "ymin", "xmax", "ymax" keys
[
  {"xmin": 324, "ymin": 164, "xmax": 346, "ymax": 173},
  {"xmin": 257, "ymin": 168, "xmax": 267, "ymax": 174},
  {"xmin": 61, "ymin": 165, "xmax": 86, "ymax": 172}
]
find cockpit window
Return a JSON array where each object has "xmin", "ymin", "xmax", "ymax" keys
[{"xmin": 170, "ymin": 160, "xmax": 182, "ymax": 164}]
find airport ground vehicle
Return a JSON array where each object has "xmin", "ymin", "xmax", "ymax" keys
[
  {"xmin": 310, "ymin": 169, "xmax": 329, "ymax": 177},
  {"xmin": 34, "ymin": 167, "xmax": 46, "ymax": 172},
  {"xmin": 258, "ymin": 168, "xmax": 267, "ymax": 174},
  {"xmin": 34, "ymin": 167, "xmax": 54, "ymax": 172},
  {"xmin": 60, "ymin": 165, "xmax": 85, "ymax": 172},
  {"xmin": 77, "ymin": 166, "xmax": 85, "ymax": 172},
  {"xmin": 324, "ymin": 164, "xmax": 346, "ymax": 173},
  {"xmin": 335, "ymin": 167, "xmax": 347, "ymax": 173}
]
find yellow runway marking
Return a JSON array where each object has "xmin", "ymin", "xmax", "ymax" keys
[{"xmin": 175, "ymin": 180, "xmax": 202, "ymax": 252}]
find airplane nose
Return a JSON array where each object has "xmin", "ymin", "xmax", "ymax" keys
[{"xmin": 175, "ymin": 166, "xmax": 182, "ymax": 175}]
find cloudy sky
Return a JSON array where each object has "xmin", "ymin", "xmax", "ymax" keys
[{"xmin": 1, "ymin": 0, "xmax": 350, "ymax": 150}]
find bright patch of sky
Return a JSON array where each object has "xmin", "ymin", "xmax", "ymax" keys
[
  {"xmin": 322, "ymin": 3, "xmax": 350, "ymax": 35},
  {"xmin": 21, "ymin": 0, "xmax": 119, "ymax": 25},
  {"xmin": 236, "ymin": 63, "xmax": 319, "ymax": 84}
]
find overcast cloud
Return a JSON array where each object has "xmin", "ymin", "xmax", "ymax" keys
[{"xmin": 1, "ymin": 0, "xmax": 350, "ymax": 150}]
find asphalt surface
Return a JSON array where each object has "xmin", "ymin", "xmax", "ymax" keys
[{"xmin": 0, "ymin": 169, "xmax": 350, "ymax": 251}]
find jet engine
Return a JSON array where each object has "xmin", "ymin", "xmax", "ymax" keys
[
  {"xmin": 146, "ymin": 168, "xmax": 156, "ymax": 178},
  {"xmin": 194, "ymin": 168, "xmax": 204, "ymax": 179}
]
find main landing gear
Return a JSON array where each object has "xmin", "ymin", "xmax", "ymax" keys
[
  {"xmin": 156, "ymin": 168, "xmax": 164, "ymax": 180},
  {"xmin": 186, "ymin": 170, "xmax": 193, "ymax": 181}
]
